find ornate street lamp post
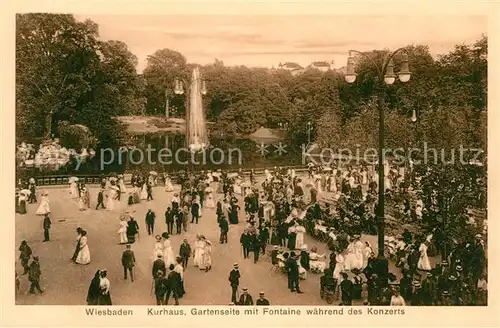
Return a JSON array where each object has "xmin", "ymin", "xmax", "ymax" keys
[{"xmin": 344, "ymin": 49, "xmax": 411, "ymax": 276}]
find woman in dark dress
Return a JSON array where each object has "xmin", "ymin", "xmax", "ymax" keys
[
  {"xmin": 86, "ymin": 270, "xmax": 101, "ymax": 305},
  {"xmin": 126, "ymin": 217, "xmax": 139, "ymax": 244},
  {"xmin": 229, "ymin": 200, "xmax": 240, "ymax": 224},
  {"xmin": 287, "ymin": 228, "xmax": 297, "ymax": 250},
  {"xmin": 15, "ymin": 191, "xmax": 20, "ymax": 213}
]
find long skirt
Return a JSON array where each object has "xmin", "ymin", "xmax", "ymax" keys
[
  {"xmin": 98, "ymin": 292, "xmax": 112, "ymax": 305},
  {"xmin": 127, "ymin": 233, "xmax": 136, "ymax": 244},
  {"xmin": 18, "ymin": 201, "xmax": 27, "ymax": 214}
]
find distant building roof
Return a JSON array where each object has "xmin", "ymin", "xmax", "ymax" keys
[
  {"xmin": 280, "ymin": 62, "xmax": 303, "ymax": 70},
  {"xmin": 311, "ymin": 61, "xmax": 331, "ymax": 67},
  {"xmin": 248, "ymin": 126, "xmax": 287, "ymax": 144}
]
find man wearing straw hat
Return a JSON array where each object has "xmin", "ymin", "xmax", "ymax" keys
[
  {"xmin": 228, "ymin": 263, "xmax": 241, "ymax": 303},
  {"xmin": 237, "ymin": 287, "xmax": 254, "ymax": 305},
  {"xmin": 256, "ymin": 291, "xmax": 270, "ymax": 305}
]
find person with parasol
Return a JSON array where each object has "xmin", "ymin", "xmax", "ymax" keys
[{"xmin": 35, "ymin": 191, "xmax": 51, "ymax": 216}]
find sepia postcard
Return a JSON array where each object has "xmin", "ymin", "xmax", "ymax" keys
[{"xmin": 1, "ymin": 0, "xmax": 499, "ymax": 327}]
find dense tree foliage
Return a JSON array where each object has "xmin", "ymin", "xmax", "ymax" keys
[
  {"xmin": 16, "ymin": 13, "xmax": 486, "ymax": 159},
  {"xmin": 16, "ymin": 14, "xmax": 144, "ymax": 148}
]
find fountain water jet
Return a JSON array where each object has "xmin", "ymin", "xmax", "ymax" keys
[{"xmin": 187, "ymin": 67, "xmax": 208, "ymax": 152}]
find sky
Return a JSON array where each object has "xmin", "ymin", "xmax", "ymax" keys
[{"xmin": 75, "ymin": 15, "xmax": 487, "ymax": 72}]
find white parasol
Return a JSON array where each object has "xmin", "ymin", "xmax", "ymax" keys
[{"xmin": 20, "ymin": 189, "xmax": 31, "ymax": 196}]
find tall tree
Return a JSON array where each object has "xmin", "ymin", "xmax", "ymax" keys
[
  {"xmin": 16, "ymin": 14, "xmax": 100, "ymax": 141},
  {"xmin": 143, "ymin": 48, "xmax": 189, "ymax": 116}
]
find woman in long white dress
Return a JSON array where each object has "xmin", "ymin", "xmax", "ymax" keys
[
  {"xmin": 233, "ymin": 179, "xmax": 242, "ymax": 195},
  {"xmin": 204, "ymin": 186, "xmax": 215, "ymax": 209},
  {"xmin": 76, "ymin": 230, "xmax": 91, "ymax": 265},
  {"xmin": 152, "ymin": 235, "xmax": 164, "ymax": 261},
  {"xmin": 202, "ymin": 237, "xmax": 212, "ymax": 272},
  {"xmin": 164, "ymin": 176, "xmax": 174, "ymax": 192},
  {"xmin": 78, "ymin": 194, "xmax": 86, "ymax": 211},
  {"xmin": 417, "ymin": 241, "xmax": 432, "ymax": 271},
  {"xmin": 333, "ymin": 252, "xmax": 345, "ymax": 280},
  {"xmin": 295, "ymin": 223, "xmax": 306, "ymax": 249},
  {"xmin": 107, "ymin": 188, "xmax": 117, "ymax": 211},
  {"xmin": 193, "ymin": 235, "xmax": 205, "ymax": 269},
  {"xmin": 298, "ymin": 258, "xmax": 307, "ymax": 280},
  {"xmin": 140, "ymin": 183, "xmax": 148, "ymax": 200},
  {"xmin": 36, "ymin": 192, "xmax": 51, "ymax": 216},
  {"xmin": 69, "ymin": 177, "xmax": 79, "ymax": 198},
  {"xmin": 118, "ymin": 175, "xmax": 127, "ymax": 194},
  {"xmin": 162, "ymin": 235, "xmax": 175, "ymax": 267},
  {"xmin": 117, "ymin": 218, "xmax": 128, "ymax": 244},
  {"xmin": 350, "ymin": 236, "xmax": 365, "ymax": 271}
]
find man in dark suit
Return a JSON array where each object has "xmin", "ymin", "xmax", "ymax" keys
[
  {"xmin": 191, "ymin": 201, "xmax": 200, "ymax": 224},
  {"xmin": 146, "ymin": 182, "xmax": 153, "ymax": 201},
  {"xmin": 121, "ymin": 244, "xmax": 136, "ymax": 282},
  {"xmin": 42, "ymin": 214, "xmax": 51, "ymax": 242},
  {"xmin": 250, "ymin": 232, "xmax": 260, "ymax": 264},
  {"xmin": 154, "ymin": 270, "xmax": 168, "ymax": 305},
  {"xmin": 175, "ymin": 211, "xmax": 183, "ymax": 234},
  {"xmin": 259, "ymin": 226, "xmax": 269, "ymax": 254},
  {"xmin": 238, "ymin": 287, "xmax": 254, "ymax": 305},
  {"xmin": 256, "ymin": 291, "xmax": 270, "ymax": 305},
  {"xmin": 228, "ymin": 263, "xmax": 240, "ymax": 304},
  {"xmin": 152, "ymin": 254, "xmax": 166, "ymax": 279},
  {"xmin": 240, "ymin": 230, "xmax": 252, "ymax": 259},
  {"xmin": 95, "ymin": 189, "xmax": 106, "ymax": 209},
  {"xmin": 219, "ymin": 215, "xmax": 229, "ymax": 244},
  {"xmin": 179, "ymin": 239, "xmax": 192, "ymax": 268},
  {"xmin": 286, "ymin": 252, "xmax": 303, "ymax": 293},
  {"xmin": 165, "ymin": 207, "xmax": 174, "ymax": 235},
  {"xmin": 166, "ymin": 264, "xmax": 181, "ymax": 305},
  {"xmin": 145, "ymin": 209, "xmax": 156, "ymax": 235},
  {"xmin": 28, "ymin": 256, "xmax": 43, "ymax": 294}
]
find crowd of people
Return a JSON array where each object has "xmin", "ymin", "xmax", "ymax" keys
[{"xmin": 15, "ymin": 162, "xmax": 487, "ymax": 306}]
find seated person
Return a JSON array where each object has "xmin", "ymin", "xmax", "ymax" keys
[{"xmin": 309, "ymin": 246, "xmax": 327, "ymax": 273}]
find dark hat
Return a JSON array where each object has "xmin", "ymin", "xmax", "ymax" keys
[
  {"xmin": 162, "ymin": 232, "xmax": 169, "ymax": 239},
  {"xmin": 233, "ymin": 263, "xmax": 239, "ymax": 268},
  {"xmin": 33, "ymin": 256, "xmax": 39, "ymax": 261}
]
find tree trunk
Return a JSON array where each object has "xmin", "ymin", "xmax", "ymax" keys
[{"xmin": 44, "ymin": 108, "xmax": 54, "ymax": 140}]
